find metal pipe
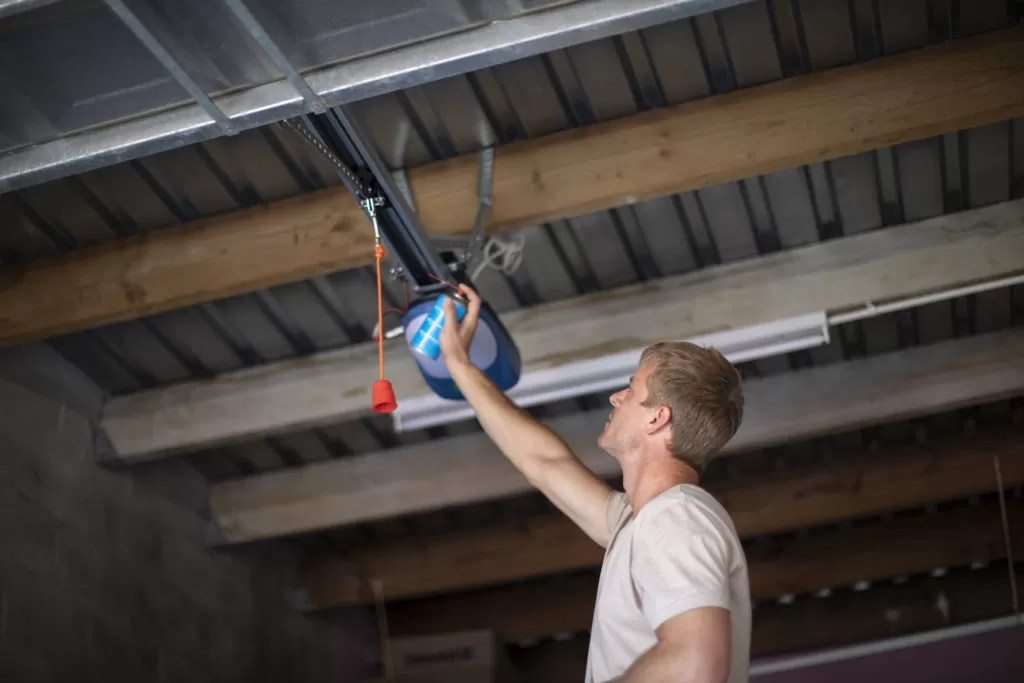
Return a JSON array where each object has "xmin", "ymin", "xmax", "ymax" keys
[
  {"xmin": 828, "ymin": 272, "xmax": 1024, "ymax": 326},
  {"xmin": 0, "ymin": 0, "xmax": 752, "ymax": 192},
  {"xmin": 750, "ymin": 616, "xmax": 1022, "ymax": 677}
]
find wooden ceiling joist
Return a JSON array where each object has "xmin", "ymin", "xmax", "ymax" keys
[
  {"xmin": 209, "ymin": 328, "xmax": 1024, "ymax": 543},
  {"xmin": 104, "ymin": 198, "xmax": 1024, "ymax": 461},
  {"xmin": 1, "ymin": 28, "xmax": 1022, "ymax": 348},
  {"xmin": 299, "ymin": 429, "xmax": 1024, "ymax": 607},
  {"xmin": 368, "ymin": 498, "xmax": 1024, "ymax": 638}
]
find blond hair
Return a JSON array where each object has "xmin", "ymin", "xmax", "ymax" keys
[{"xmin": 639, "ymin": 341, "xmax": 744, "ymax": 474}]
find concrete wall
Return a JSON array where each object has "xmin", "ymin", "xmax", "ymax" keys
[{"xmin": 0, "ymin": 342, "xmax": 337, "ymax": 682}]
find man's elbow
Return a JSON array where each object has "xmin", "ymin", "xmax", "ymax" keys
[
  {"xmin": 649, "ymin": 606, "xmax": 732, "ymax": 683},
  {"xmin": 518, "ymin": 456, "xmax": 549, "ymax": 489},
  {"xmin": 679, "ymin": 651, "xmax": 729, "ymax": 683},
  {"xmin": 623, "ymin": 643, "xmax": 729, "ymax": 683},
  {"xmin": 692, "ymin": 657, "xmax": 729, "ymax": 683},
  {"xmin": 672, "ymin": 643, "xmax": 730, "ymax": 683},
  {"xmin": 518, "ymin": 448, "xmax": 568, "ymax": 487}
]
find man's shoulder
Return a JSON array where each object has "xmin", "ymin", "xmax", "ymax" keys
[
  {"xmin": 636, "ymin": 485, "xmax": 740, "ymax": 541},
  {"xmin": 605, "ymin": 485, "xmax": 741, "ymax": 547}
]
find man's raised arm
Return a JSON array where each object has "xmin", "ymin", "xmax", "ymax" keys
[{"xmin": 438, "ymin": 287, "xmax": 613, "ymax": 547}]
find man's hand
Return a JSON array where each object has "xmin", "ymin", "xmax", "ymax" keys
[{"xmin": 438, "ymin": 284, "xmax": 482, "ymax": 369}]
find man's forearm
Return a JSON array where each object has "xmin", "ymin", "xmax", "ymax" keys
[{"xmin": 448, "ymin": 358, "xmax": 572, "ymax": 478}]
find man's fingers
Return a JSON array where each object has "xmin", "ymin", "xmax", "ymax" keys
[
  {"xmin": 441, "ymin": 296, "xmax": 458, "ymax": 338},
  {"xmin": 436, "ymin": 285, "xmax": 482, "ymax": 357},
  {"xmin": 458, "ymin": 286, "xmax": 482, "ymax": 346},
  {"xmin": 459, "ymin": 284, "xmax": 480, "ymax": 305},
  {"xmin": 438, "ymin": 296, "xmax": 464, "ymax": 361}
]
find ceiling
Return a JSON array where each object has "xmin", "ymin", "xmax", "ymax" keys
[
  {"xmin": 0, "ymin": 0, "xmax": 589, "ymax": 155},
  {"xmin": 0, "ymin": 0, "xmax": 1022, "ymax": 569}
]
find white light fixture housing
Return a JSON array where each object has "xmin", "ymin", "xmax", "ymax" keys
[{"xmin": 391, "ymin": 312, "xmax": 829, "ymax": 432}]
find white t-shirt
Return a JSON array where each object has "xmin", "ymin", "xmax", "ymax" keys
[{"xmin": 585, "ymin": 485, "xmax": 751, "ymax": 682}]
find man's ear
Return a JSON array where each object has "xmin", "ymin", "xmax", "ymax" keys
[{"xmin": 647, "ymin": 404, "xmax": 672, "ymax": 435}]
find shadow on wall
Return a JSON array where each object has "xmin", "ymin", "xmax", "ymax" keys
[{"xmin": 0, "ymin": 341, "xmax": 340, "ymax": 682}]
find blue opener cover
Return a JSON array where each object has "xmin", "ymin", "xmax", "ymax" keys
[{"xmin": 402, "ymin": 297, "xmax": 521, "ymax": 400}]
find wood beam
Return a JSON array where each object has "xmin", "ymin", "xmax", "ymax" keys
[
  {"xmin": 209, "ymin": 328, "xmax": 1024, "ymax": 541},
  {"xmin": 508, "ymin": 564, "xmax": 1023, "ymax": 680},
  {"xmin": 370, "ymin": 498, "xmax": 1024, "ymax": 637},
  {"xmin": 103, "ymin": 198, "xmax": 1024, "ymax": 460},
  {"xmin": 298, "ymin": 430, "xmax": 1024, "ymax": 606},
  {"xmin": 2, "ymin": 28, "xmax": 1023, "ymax": 346}
]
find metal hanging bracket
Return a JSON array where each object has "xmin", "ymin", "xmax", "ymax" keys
[
  {"xmin": 429, "ymin": 146, "xmax": 496, "ymax": 263},
  {"xmin": 391, "ymin": 169, "xmax": 416, "ymax": 211},
  {"xmin": 470, "ymin": 146, "xmax": 495, "ymax": 246}
]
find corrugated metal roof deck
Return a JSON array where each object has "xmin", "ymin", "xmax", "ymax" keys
[{"xmin": 0, "ymin": 0, "xmax": 1022, "ymax": 488}]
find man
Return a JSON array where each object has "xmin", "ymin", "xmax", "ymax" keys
[{"xmin": 438, "ymin": 286, "xmax": 751, "ymax": 683}]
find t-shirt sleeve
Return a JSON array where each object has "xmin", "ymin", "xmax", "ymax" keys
[
  {"xmin": 606, "ymin": 491, "xmax": 632, "ymax": 538},
  {"xmin": 631, "ymin": 501, "xmax": 733, "ymax": 630}
]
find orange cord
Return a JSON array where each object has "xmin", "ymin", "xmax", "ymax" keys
[{"xmin": 375, "ymin": 243, "xmax": 386, "ymax": 381}]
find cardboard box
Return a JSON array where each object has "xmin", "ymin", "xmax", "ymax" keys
[{"xmin": 363, "ymin": 630, "xmax": 519, "ymax": 683}]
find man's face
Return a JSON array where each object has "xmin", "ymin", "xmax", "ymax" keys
[{"xmin": 598, "ymin": 361, "xmax": 657, "ymax": 458}]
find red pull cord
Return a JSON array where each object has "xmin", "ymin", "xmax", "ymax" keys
[
  {"xmin": 375, "ymin": 243, "xmax": 385, "ymax": 381},
  {"xmin": 367, "ymin": 197, "xmax": 396, "ymax": 414}
]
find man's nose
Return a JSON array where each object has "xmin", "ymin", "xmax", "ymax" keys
[{"xmin": 609, "ymin": 390, "xmax": 622, "ymax": 407}]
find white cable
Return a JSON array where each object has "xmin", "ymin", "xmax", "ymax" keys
[
  {"xmin": 471, "ymin": 232, "xmax": 527, "ymax": 280},
  {"xmin": 372, "ymin": 321, "xmax": 406, "ymax": 342}
]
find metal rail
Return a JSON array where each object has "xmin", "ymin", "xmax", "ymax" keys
[
  {"xmin": 281, "ymin": 111, "xmax": 451, "ymax": 292},
  {"xmin": 328, "ymin": 107, "xmax": 451, "ymax": 291},
  {"xmin": 0, "ymin": 0, "xmax": 751, "ymax": 192},
  {"xmin": 220, "ymin": 0, "xmax": 452, "ymax": 292}
]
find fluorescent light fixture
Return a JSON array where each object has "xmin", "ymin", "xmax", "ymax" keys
[{"xmin": 391, "ymin": 312, "xmax": 829, "ymax": 432}]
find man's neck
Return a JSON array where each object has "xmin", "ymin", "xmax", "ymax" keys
[{"xmin": 622, "ymin": 452, "xmax": 699, "ymax": 516}]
